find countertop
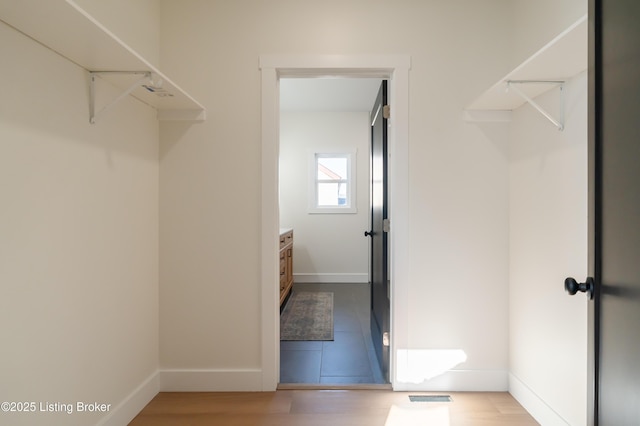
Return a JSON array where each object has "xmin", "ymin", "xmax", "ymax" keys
[{"xmin": 279, "ymin": 228, "xmax": 293, "ymax": 236}]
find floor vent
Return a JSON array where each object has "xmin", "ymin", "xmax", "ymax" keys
[{"xmin": 408, "ymin": 395, "xmax": 452, "ymax": 403}]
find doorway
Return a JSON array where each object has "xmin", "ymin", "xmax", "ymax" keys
[
  {"xmin": 259, "ymin": 54, "xmax": 411, "ymax": 391},
  {"xmin": 278, "ymin": 77, "xmax": 383, "ymax": 384}
]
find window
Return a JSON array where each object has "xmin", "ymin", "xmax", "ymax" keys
[{"xmin": 308, "ymin": 150, "xmax": 356, "ymax": 214}]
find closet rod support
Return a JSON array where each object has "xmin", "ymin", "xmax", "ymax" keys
[
  {"xmin": 90, "ymin": 71, "xmax": 152, "ymax": 124},
  {"xmin": 506, "ymin": 80, "xmax": 565, "ymax": 131}
]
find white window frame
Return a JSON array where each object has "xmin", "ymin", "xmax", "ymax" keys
[{"xmin": 308, "ymin": 149, "xmax": 357, "ymax": 214}]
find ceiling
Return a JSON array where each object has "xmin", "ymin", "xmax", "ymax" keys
[{"xmin": 279, "ymin": 78, "xmax": 383, "ymax": 112}]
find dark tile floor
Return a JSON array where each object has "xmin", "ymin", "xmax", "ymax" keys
[{"xmin": 279, "ymin": 282, "xmax": 387, "ymax": 385}]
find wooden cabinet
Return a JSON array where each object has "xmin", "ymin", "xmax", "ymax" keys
[{"xmin": 279, "ymin": 229, "xmax": 293, "ymax": 306}]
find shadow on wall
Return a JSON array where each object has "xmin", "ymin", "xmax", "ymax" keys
[
  {"xmin": 287, "ymin": 244, "xmax": 315, "ymax": 278},
  {"xmin": 159, "ymin": 121, "xmax": 206, "ymax": 160},
  {"xmin": 466, "ymin": 121, "xmax": 510, "ymax": 160}
]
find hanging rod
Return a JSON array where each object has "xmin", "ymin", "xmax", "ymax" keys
[
  {"xmin": 89, "ymin": 71, "xmax": 153, "ymax": 124},
  {"xmin": 506, "ymin": 80, "xmax": 565, "ymax": 131}
]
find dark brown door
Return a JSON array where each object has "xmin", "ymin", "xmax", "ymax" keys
[
  {"xmin": 366, "ymin": 80, "xmax": 389, "ymax": 382},
  {"xmin": 588, "ymin": 1, "xmax": 640, "ymax": 424}
]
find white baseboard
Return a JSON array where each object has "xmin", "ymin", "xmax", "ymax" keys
[
  {"xmin": 294, "ymin": 273, "xmax": 368, "ymax": 283},
  {"xmin": 393, "ymin": 369, "xmax": 508, "ymax": 392},
  {"xmin": 509, "ymin": 373, "xmax": 569, "ymax": 425},
  {"xmin": 97, "ymin": 370, "xmax": 160, "ymax": 426},
  {"xmin": 160, "ymin": 369, "xmax": 263, "ymax": 391}
]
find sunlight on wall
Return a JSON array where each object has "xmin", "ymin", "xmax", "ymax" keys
[
  {"xmin": 385, "ymin": 404, "xmax": 450, "ymax": 426},
  {"xmin": 396, "ymin": 349, "xmax": 468, "ymax": 384}
]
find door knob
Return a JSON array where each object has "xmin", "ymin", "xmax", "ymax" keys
[
  {"xmin": 364, "ymin": 230, "xmax": 375, "ymax": 237},
  {"xmin": 564, "ymin": 277, "xmax": 594, "ymax": 299}
]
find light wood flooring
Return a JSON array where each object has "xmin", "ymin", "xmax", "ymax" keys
[{"xmin": 129, "ymin": 390, "xmax": 539, "ymax": 425}]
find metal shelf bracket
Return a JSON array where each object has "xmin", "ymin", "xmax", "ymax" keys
[
  {"xmin": 89, "ymin": 71, "xmax": 152, "ymax": 124},
  {"xmin": 506, "ymin": 80, "xmax": 566, "ymax": 131}
]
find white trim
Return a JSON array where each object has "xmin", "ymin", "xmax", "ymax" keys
[
  {"xmin": 160, "ymin": 369, "xmax": 263, "ymax": 392},
  {"xmin": 97, "ymin": 371, "xmax": 159, "ymax": 426},
  {"xmin": 509, "ymin": 373, "xmax": 570, "ymax": 426},
  {"xmin": 260, "ymin": 66, "xmax": 280, "ymax": 391},
  {"xmin": 393, "ymin": 369, "xmax": 508, "ymax": 392},
  {"xmin": 294, "ymin": 273, "xmax": 368, "ymax": 283},
  {"xmin": 260, "ymin": 54, "xmax": 411, "ymax": 391},
  {"xmin": 387, "ymin": 60, "xmax": 411, "ymax": 391},
  {"xmin": 259, "ymin": 54, "xmax": 411, "ymax": 74}
]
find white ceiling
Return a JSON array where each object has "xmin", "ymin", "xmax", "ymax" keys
[{"xmin": 279, "ymin": 78, "xmax": 383, "ymax": 112}]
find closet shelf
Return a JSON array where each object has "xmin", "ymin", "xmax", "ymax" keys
[
  {"xmin": 465, "ymin": 14, "xmax": 587, "ymax": 125},
  {"xmin": 0, "ymin": 0, "xmax": 206, "ymax": 123}
]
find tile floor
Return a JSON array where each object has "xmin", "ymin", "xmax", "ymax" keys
[{"xmin": 280, "ymin": 282, "xmax": 387, "ymax": 385}]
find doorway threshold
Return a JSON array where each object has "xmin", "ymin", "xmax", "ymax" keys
[{"xmin": 277, "ymin": 383, "xmax": 392, "ymax": 391}]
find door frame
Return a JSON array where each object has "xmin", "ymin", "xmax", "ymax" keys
[
  {"xmin": 587, "ymin": 1, "xmax": 598, "ymax": 424},
  {"xmin": 259, "ymin": 54, "xmax": 411, "ymax": 390}
]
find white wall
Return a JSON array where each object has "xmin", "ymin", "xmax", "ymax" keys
[
  {"xmin": 512, "ymin": 0, "xmax": 587, "ymax": 64},
  {"xmin": 506, "ymin": 2, "xmax": 589, "ymax": 425},
  {"xmin": 159, "ymin": 0, "xmax": 513, "ymax": 391},
  {"xmin": 509, "ymin": 72, "xmax": 588, "ymax": 426},
  {"xmin": 0, "ymin": 11, "xmax": 159, "ymax": 426},
  {"xmin": 0, "ymin": 0, "xmax": 592, "ymax": 423},
  {"xmin": 280, "ymin": 111, "xmax": 369, "ymax": 283},
  {"xmin": 72, "ymin": 0, "xmax": 161, "ymax": 67}
]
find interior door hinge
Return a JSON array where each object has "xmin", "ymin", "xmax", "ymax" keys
[
  {"xmin": 383, "ymin": 104, "xmax": 390, "ymax": 119},
  {"xmin": 383, "ymin": 219, "xmax": 390, "ymax": 233}
]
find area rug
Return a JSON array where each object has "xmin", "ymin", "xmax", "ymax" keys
[{"xmin": 280, "ymin": 292, "xmax": 334, "ymax": 341}]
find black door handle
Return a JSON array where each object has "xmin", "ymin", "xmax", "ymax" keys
[
  {"xmin": 564, "ymin": 277, "xmax": 594, "ymax": 299},
  {"xmin": 364, "ymin": 230, "xmax": 375, "ymax": 237}
]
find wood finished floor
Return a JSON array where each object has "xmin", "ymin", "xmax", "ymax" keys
[
  {"xmin": 280, "ymin": 283, "xmax": 386, "ymax": 385},
  {"xmin": 129, "ymin": 390, "xmax": 540, "ymax": 425}
]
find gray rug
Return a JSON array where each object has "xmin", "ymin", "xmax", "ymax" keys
[{"xmin": 280, "ymin": 292, "xmax": 334, "ymax": 341}]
